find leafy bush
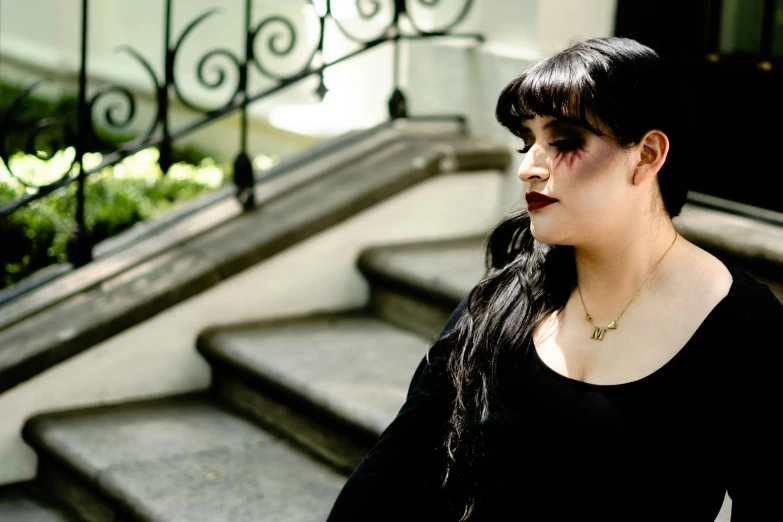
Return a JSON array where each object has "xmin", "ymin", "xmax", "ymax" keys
[
  {"xmin": 0, "ymin": 147, "xmax": 243, "ymax": 290},
  {"xmin": 1, "ymin": 82, "xmax": 281, "ymax": 291}
]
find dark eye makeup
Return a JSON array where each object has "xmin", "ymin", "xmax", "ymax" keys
[{"xmin": 516, "ymin": 139, "xmax": 583, "ymax": 155}]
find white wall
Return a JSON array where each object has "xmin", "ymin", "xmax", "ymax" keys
[
  {"xmin": 405, "ymin": 0, "xmax": 617, "ymax": 213},
  {"xmin": 536, "ymin": 0, "xmax": 617, "ymax": 55},
  {"xmin": 0, "ymin": 0, "xmax": 333, "ymax": 161},
  {"xmin": 0, "ymin": 0, "xmax": 318, "ymax": 104},
  {"xmin": 0, "ymin": 0, "xmax": 414, "ymax": 156},
  {"xmin": 1, "ymin": 0, "xmax": 617, "ymax": 161},
  {"xmin": 0, "ymin": 169, "xmax": 503, "ymax": 486}
]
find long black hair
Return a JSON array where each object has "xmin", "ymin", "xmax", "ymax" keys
[{"xmin": 434, "ymin": 36, "xmax": 693, "ymax": 520}]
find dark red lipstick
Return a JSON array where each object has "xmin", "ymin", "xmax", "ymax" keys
[{"xmin": 525, "ymin": 191, "xmax": 558, "ymax": 211}]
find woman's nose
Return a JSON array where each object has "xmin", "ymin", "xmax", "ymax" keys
[{"xmin": 517, "ymin": 147, "xmax": 550, "ymax": 183}]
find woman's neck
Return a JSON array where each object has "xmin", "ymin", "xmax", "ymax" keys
[{"xmin": 571, "ymin": 222, "xmax": 681, "ymax": 322}]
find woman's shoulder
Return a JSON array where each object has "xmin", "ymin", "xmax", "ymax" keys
[
  {"xmin": 679, "ymin": 243, "xmax": 781, "ymax": 320},
  {"xmin": 718, "ymin": 262, "xmax": 783, "ymax": 378},
  {"xmin": 723, "ymin": 262, "xmax": 783, "ymax": 321}
]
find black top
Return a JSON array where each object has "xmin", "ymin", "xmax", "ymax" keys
[{"xmin": 326, "ymin": 260, "xmax": 783, "ymax": 521}]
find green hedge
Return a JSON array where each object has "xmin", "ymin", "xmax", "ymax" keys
[
  {"xmin": 1, "ymin": 82, "xmax": 281, "ymax": 291},
  {"xmin": 0, "ymin": 147, "xmax": 238, "ymax": 290}
]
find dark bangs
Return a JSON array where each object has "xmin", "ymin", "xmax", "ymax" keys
[{"xmin": 495, "ymin": 53, "xmax": 607, "ymax": 140}]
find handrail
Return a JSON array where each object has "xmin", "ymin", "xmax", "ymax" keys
[{"xmin": 0, "ymin": 0, "xmax": 482, "ymax": 267}]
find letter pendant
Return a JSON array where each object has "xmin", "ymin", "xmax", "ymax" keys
[
  {"xmin": 590, "ymin": 321, "xmax": 616, "ymax": 341},
  {"xmin": 590, "ymin": 326, "xmax": 606, "ymax": 340}
]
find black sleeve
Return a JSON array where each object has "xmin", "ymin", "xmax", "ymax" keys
[
  {"xmin": 325, "ymin": 292, "xmax": 471, "ymax": 522},
  {"xmin": 726, "ymin": 287, "xmax": 783, "ymax": 520},
  {"xmin": 405, "ymin": 292, "xmax": 471, "ymax": 398}
]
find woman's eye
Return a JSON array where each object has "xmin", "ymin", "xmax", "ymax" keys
[
  {"xmin": 516, "ymin": 139, "xmax": 581, "ymax": 155},
  {"xmin": 550, "ymin": 139, "xmax": 582, "ymax": 152}
]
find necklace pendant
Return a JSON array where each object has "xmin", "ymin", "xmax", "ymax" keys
[
  {"xmin": 607, "ymin": 320, "xmax": 617, "ymax": 329},
  {"xmin": 590, "ymin": 326, "xmax": 607, "ymax": 340}
]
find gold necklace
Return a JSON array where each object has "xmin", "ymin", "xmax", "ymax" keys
[{"xmin": 577, "ymin": 232, "xmax": 678, "ymax": 340}]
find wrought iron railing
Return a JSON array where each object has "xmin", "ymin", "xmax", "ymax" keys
[{"xmin": 0, "ymin": 0, "xmax": 481, "ymax": 267}]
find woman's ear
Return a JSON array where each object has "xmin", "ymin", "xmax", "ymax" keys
[{"xmin": 633, "ymin": 130, "xmax": 669, "ymax": 186}]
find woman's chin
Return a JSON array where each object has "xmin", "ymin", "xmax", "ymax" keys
[
  {"xmin": 529, "ymin": 223, "xmax": 564, "ymax": 246},
  {"xmin": 529, "ymin": 226, "xmax": 548, "ymax": 244}
]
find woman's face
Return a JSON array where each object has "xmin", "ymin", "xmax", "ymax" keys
[{"xmin": 516, "ymin": 114, "xmax": 640, "ymax": 246}]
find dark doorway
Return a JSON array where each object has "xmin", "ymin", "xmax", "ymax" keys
[{"xmin": 615, "ymin": 0, "xmax": 783, "ymax": 214}]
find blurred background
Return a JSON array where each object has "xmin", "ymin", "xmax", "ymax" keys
[{"xmin": 0, "ymin": 1, "xmax": 780, "ymax": 521}]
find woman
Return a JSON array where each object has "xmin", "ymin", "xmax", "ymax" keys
[{"xmin": 326, "ymin": 36, "xmax": 783, "ymax": 521}]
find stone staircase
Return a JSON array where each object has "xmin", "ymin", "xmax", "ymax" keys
[
  {"xmin": 1, "ymin": 234, "xmax": 737, "ymax": 521},
  {"xmin": 3, "ymin": 237, "xmax": 485, "ymax": 522}
]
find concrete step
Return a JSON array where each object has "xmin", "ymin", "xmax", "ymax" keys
[
  {"xmin": 0, "ymin": 484, "xmax": 81, "ymax": 522},
  {"xmin": 197, "ymin": 312, "xmax": 432, "ymax": 473},
  {"xmin": 23, "ymin": 394, "xmax": 346, "ymax": 522},
  {"xmin": 357, "ymin": 236, "xmax": 486, "ymax": 338},
  {"xmin": 0, "ymin": 121, "xmax": 510, "ymax": 397}
]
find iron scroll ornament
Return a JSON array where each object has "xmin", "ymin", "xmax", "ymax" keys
[{"xmin": 0, "ymin": 0, "xmax": 481, "ymax": 266}]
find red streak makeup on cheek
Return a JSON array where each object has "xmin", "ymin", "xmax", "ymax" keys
[{"xmin": 554, "ymin": 147, "xmax": 587, "ymax": 169}]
